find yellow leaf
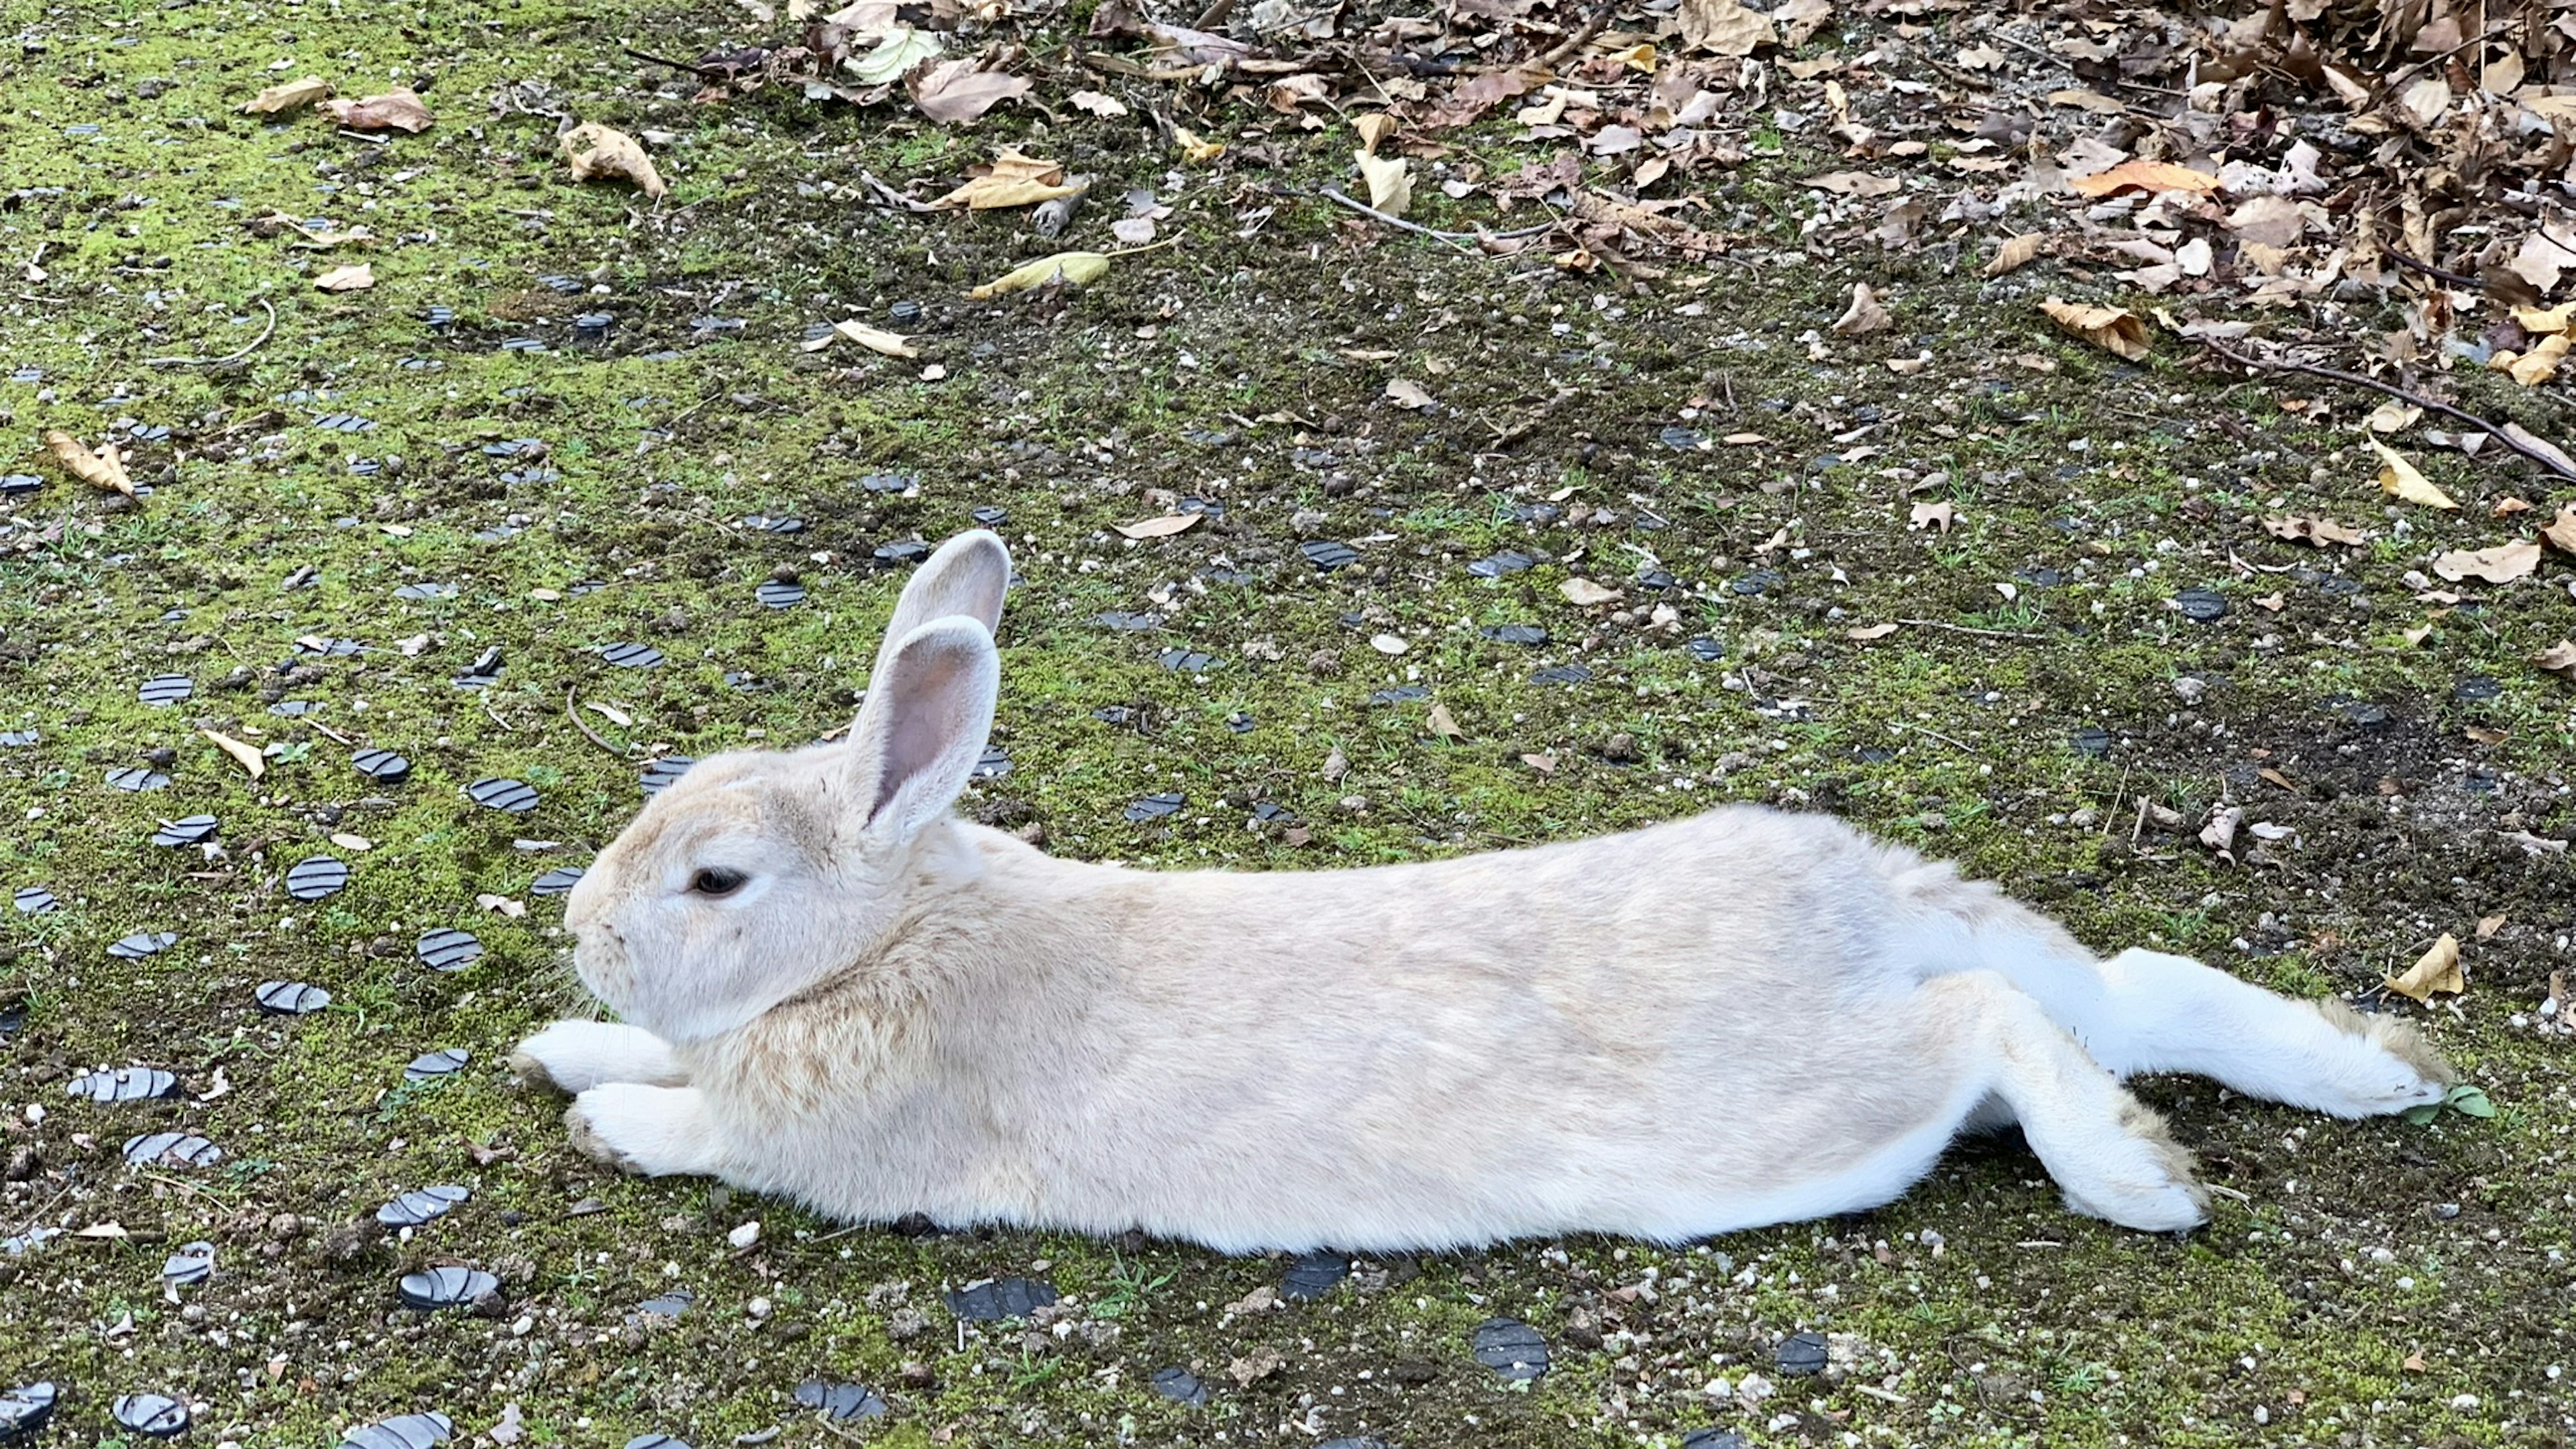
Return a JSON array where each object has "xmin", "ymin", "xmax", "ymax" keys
[
  {"xmin": 241, "ymin": 76, "xmax": 331, "ymax": 114},
  {"xmin": 968, "ymin": 250, "xmax": 1110, "ymax": 299},
  {"xmin": 2037, "ymin": 298, "xmax": 2151, "ymax": 360},
  {"xmin": 2066, "ymin": 158, "xmax": 2219, "ymax": 198},
  {"xmin": 42, "ymin": 430, "xmax": 133, "ymax": 496},
  {"xmin": 1354, "ymin": 149, "xmax": 1412, "ymax": 218},
  {"xmin": 2371, "ymin": 441, "xmax": 2455, "ymax": 509},
  {"xmin": 2430, "ymin": 540, "xmax": 2541, "ymax": 584},
  {"xmin": 2504, "ymin": 331, "xmax": 2569, "ymax": 386},
  {"xmin": 933, "ymin": 149, "xmax": 1079, "ymax": 209},
  {"xmin": 313, "ymin": 262, "xmax": 374, "ymax": 292},
  {"xmin": 2512, "ymin": 302, "xmax": 2576, "ymax": 333},
  {"xmin": 1174, "ymin": 125, "xmax": 1225, "ymax": 164},
  {"xmin": 201, "ymin": 729, "xmax": 266, "ymax": 780},
  {"xmin": 1847, "ymin": 622, "xmax": 1902, "ymax": 640},
  {"xmin": 1982, "ymin": 233, "xmax": 2044, "ymax": 276},
  {"xmin": 2383, "ymin": 933, "xmax": 2463, "ymax": 1002},
  {"xmin": 831, "ymin": 321, "xmax": 919, "ymax": 358},
  {"xmin": 1352, "ymin": 113, "xmax": 1397, "ymax": 156},
  {"xmin": 560, "ymin": 123, "xmax": 667, "ymax": 199},
  {"xmin": 1113, "ymin": 513, "xmax": 1201, "ymax": 539}
]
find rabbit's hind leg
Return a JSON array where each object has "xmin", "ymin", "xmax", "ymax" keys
[
  {"xmin": 1919, "ymin": 971, "xmax": 2210, "ymax": 1232},
  {"xmin": 2092, "ymin": 949, "xmax": 2455, "ymax": 1118},
  {"xmin": 511, "ymin": 1020, "xmax": 688, "ymax": 1094}
]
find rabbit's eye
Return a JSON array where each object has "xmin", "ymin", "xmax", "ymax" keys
[{"xmin": 690, "ymin": 867, "xmax": 748, "ymax": 898}]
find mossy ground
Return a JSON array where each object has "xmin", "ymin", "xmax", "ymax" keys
[{"xmin": 3, "ymin": 0, "xmax": 2573, "ymax": 1444}]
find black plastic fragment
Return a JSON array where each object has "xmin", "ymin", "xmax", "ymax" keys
[
  {"xmin": 792, "ymin": 1380, "xmax": 888, "ymax": 1421},
  {"xmin": 286, "ymin": 855, "xmax": 350, "ymax": 900},
  {"xmin": 2070, "ymin": 725, "xmax": 2112, "ymax": 758},
  {"xmin": 1775, "ymin": 1330, "xmax": 1829, "ymax": 1377},
  {"xmin": 1122, "ymin": 792, "xmax": 1185, "ymax": 822},
  {"xmin": 105, "ymin": 766, "xmax": 171, "ymax": 792},
  {"xmin": 1686, "ymin": 637, "xmax": 1726, "ymax": 662},
  {"xmin": 1300, "ymin": 539, "xmax": 1358, "ymax": 571},
  {"xmin": 376, "ymin": 1184, "xmax": 471, "ymax": 1228},
  {"xmin": 466, "ymin": 777, "xmax": 539, "ymax": 812},
  {"xmin": 1529, "ymin": 665, "xmax": 1592, "ymax": 685},
  {"xmin": 635, "ymin": 1289, "xmax": 694, "ymax": 1318},
  {"xmin": 1470, "ymin": 1318, "xmax": 1549, "ymax": 1381},
  {"xmin": 2174, "ymin": 586, "xmax": 2229, "ymax": 622},
  {"xmin": 1467, "ymin": 551, "xmax": 1533, "ymax": 578},
  {"xmin": 601, "ymin": 642, "xmax": 665, "ymax": 669},
  {"xmin": 529, "ymin": 866, "xmax": 586, "ymax": 896},
  {"xmin": 354, "ymin": 748, "xmax": 412, "ymax": 784},
  {"xmin": 397, "ymin": 1265, "xmax": 498, "ymax": 1310},
  {"xmin": 1279, "ymin": 1250, "xmax": 1348, "ymax": 1301},
  {"xmin": 151, "ymin": 815, "xmax": 219, "ymax": 847},
  {"xmin": 1148, "ymin": 1367, "xmax": 1208, "ymax": 1407},
  {"xmin": 945, "ymin": 1277, "xmax": 1057, "ymax": 1321},
  {"xmin": 256, "ymin": 980, "xmax": 333, "ymax": 1014},
  {"xmin": 112, "ymin": 1392, "xmax": 189, "ymax": 1438},
  {"xmin": 971, "ymin": 745, "xmax": 1010, "ymax": 780},
  {"xmin": 639, "ymin": 755, "xmax": 695, "ymax": 796},
  {"xmin": 1481, "ymin": 623, "xmax": 1548, "ymax": 644}
]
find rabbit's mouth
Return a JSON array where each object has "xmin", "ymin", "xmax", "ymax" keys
[{"xmin": 570, "ymin": 924, "xmax": 631, "ymax": 1011}]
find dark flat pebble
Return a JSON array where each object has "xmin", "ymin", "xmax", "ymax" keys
[
  {"xmin": 152, "ymin": 815, "xmax": 219, "ymax": 847},
  {"xmin": 286, "ymin": 855, "xmax": 350, "ymax": 900},
  {"xmin": 1280, "ymin": 1250, "xmax": 1348, "ymax": 1301},
  {"xmin": 398, "ymin": 1265, "xmax": 498, "ymax": 1310},
  {"xmin": 354, "ymin": 748, "xmax": 412, "ymax": 783},
  {"xmin": 1775, "ymin": 1330, "xmax": 1828, "ymax": 1376},
  {"xmin": 1680, "ymin": 1433, "xmax": 1751, "ymax": 1449},
  {"xmin": 113, "ymin": 1392, "xmax": 189, "ymax": 1438},
  {"xmin": 68, "ymin": 1067, "xmax": 180, "ymax": 1103},
  {"xmin": 256, "ymin": 980, "xmax": 332, "ymax": 1014},
  {"xmin": 13, "ymin": 887, "xmax": 56, "ymax": 914},
  {"xmin": 404, "ymin": 1048, "xmax": 470, "ymax": 1081},
  {"xmin": 1157, "ymin": 648, "xmax": 1216, "ymax": 673},
  {"xmin": 377, "ymin": 1184, "xmax": 471, "ymax": 1228},
  {"xmin": 945, "ymin": 1276, "xmax": 1057, "ymax": 1321},
  {"xmin": 971, "ymin": 504, "xmax": 1008, "ymax": 527},
  {"xmin": 1730, "ymin": 569, "xmax": 1784, "ymax": 596},
  {"xmin": 138, "ymin": 674, "xmax": 194, "ymax": 706},
  {"xmin": 1301, "ymin": 539, "xmax": 1358, "ymax": 571},
  {"xmin": 2174, "ymin": 586, "xmax": 2229, "ymax": 621},
  {"xmin": 636, "ymin": 1289, "xmax": 695, "ymax": 1318},
  {"xmin": 1123, "ymin": 792, "xmax": 1185, "ymax": 822},
  {"xmin": 467, "ymin": 777, "xmax": 539, "ymax": 812},
  {"xmin": 792, "ymin": 1380, "xmax": 888, "ymax": 1421},
  {"xmin": 972, "ymin": 745, "xmax": 1011, "ymax": 780},
  {"xmin": 2070, "ymin": 725, "xmax": 2112, "ymax": 757},
  {"xmin": 1686, "ymin": 637, "xmax": 1726, "ymax": 661},
  {"xmin": 105, "ymin": 766, "xmax": 170, "ymax": 792},
  {"xmin": 415, "ymin": 929, "xmax": 484, "ymax": 972},
  {"xmin": 639, "ymin": 756, "xmax": 694, "ymax": 796},
  {"xmin": 1467, "ymin": 550, "xmax": 1532, "ymax": 578},
  {"xmin": 602, "ymin": 641, "xmax": 665, "ymax": 669},
  {"xmin": 1471, "ymin": 1318, "xmax": 1549, "ymax": 1380},
  {"xmin": 109, "ymin": 930, "xmax": 178, "ymax": 959},
  {"xmin": 1148, "ymin": 1366, "xmax": 1208, "ymax": 1407},
  {"xmin": 393, "ymin": 582, "xmax": 455, "ymax": 600},
  {"xmin": 123, "ymin": 1132, "xmax": 221, "ymax": 1168},
  {"xmin": 755, "ymin": 580, "xmax": 804, "ymax": 608},
  {"xmin": 1095, "ymin": 610, "xmax": 1161, "ymax": 631},
  {"xmin": 339, "ymin": 1411, "xmax": 455, "ymax": 1449},
  {"xmin": 0, "ymin": 1383, "xmax": 57, "ymax": 1440},
  {"xmin": 1481, "ymin": 623, "xmax": 1548, "ymax": 644},
  {"xmin": 162, "ymin": 1240, "xmax": 215, "ymax": 1286},
  {"xmin": 530, "ymin": 866, "xmax": 586, "ymax": 896},
  {"xmin": 1368, "ymin": 686, "xmax": 1430, "ymax": 704},
  {"xmin": 1529, "ymin": 665, "xmax": 1592, "ymax": 685}
]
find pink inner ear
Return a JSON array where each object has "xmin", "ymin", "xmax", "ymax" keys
[{"xmin": 865, "ymin": 645, "xmax": 973, "ymax": 829}]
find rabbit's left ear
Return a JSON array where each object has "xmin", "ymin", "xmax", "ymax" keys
[
  {"xmin": 845, "ymin": 616, "xmax": 999, "ymax": 842},
  {"xmin": 870, "ymin": 530, "xmax": 1010, "ymax": 685}
]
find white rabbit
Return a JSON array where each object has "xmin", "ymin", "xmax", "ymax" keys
[{"xmin": 513, "ymin": 529, "xmax": 2457, "ymax": 1251}]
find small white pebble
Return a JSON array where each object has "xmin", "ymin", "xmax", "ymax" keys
[{"xmin": 728, "ymin": 1220, "xmax": 761, "ymax": 1250}]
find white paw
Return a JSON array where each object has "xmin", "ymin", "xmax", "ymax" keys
[
  {"xmin": 2061, "ymin": 1110, "xmax": 2211, "ymax": 1233},
  {"xmin": 2298, "ymin": 1054, "xmax": 2453, "ymax": 1119},
  {"xmin": 511, "ymin": 1020, "xmax": 682, "ymax": 1094},
  {"xmin": 565, "ymin": 1083, "xmax": 714, "ymax": 1178}
]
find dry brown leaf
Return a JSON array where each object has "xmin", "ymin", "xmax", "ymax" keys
[
  {"xmin": 2038, "ymin": 299, "xmax": 2150, "ymax": 360},
  {"xmin": 1520, "ymin": 751, "xmax": 1558, "ymax": 774},
  {"xmin": 1908, "ymin": 500, "xmax": 1953, "ymax": 533},
  {"xmin": 323, "ymin": 87, "xmax": 434, "ymax": 133},
  {"xmin": 1831, "ymin": 282, "xmax": 1890, "ymax": 335},
  {"xmin": 908, "ymin": 60, "xmax": 1030, "ymax": 124},
  {"xmin": 2432, "ymin": 540, "xmax": 2542, "ymax": 584},
  {"xmin": 1383, "ymin": 378, "xmax": 1435, "ymax": 409},
  {"xmin": 2066, "ymin": 158, "xmax": 2218, "ymax": 198},
  {"xmin": 1427, "ymin": 702, "xmax": 1464, "ymax": 738},
  {"xmin": 2534, "ymin": 640, "xmax": 2576, "ymax": 679},
  {"xmin": 1560, "ymin": 577, "xmax": 1621, "ymax": 606},
  {"xmin": 933, "ymin": 149, "xmax": 1078, "ymax": 209},
  {"xmin": 1982, "ymin": 233, "xmax": 2044, "ymax": 276},
  {"xmin": 1069, "ymin": 90, "xmax": 1129, "ymax": 118},
  {"xmin": 43, "ymin": 430, "xmax": 134, "ymax": 496},
  {"xmin": 313, "ymin": 263, "xmax": 374, "ymax": 292},
  {"xmin": 2476, "ymin": 915, "xmax": 2506, "ymax": 941},
  {"xmin": 2542, "ymin": 505, "xmax": 2576, "ymax": 555},
  {"xmin": 831, "ymin": 321, "xmax": 918, "ymax": 358},
  {"xmin": 2371, "ymin": 441, "xmax": 2455, "ymax": 509},
  {"xmin": 1803, "ymin": 170, "xmax": 1899, "ymax": 197},
  {"xmin": 2364, "ymin": 400, "xmax": 2421, "ymax": 433},
  {"xmin": 2263, "ymin": 515, "xmax": 2365, "ymax": 547},
  {"xmin": 1355, "ymin": 149, "xmax": 1412, "ymax": 217},
  {"xmin": 1352, "ymin": 113, "xmax": 1398, "ymax": 156},
  {"xmin": 968, "ymin": 250, "xmax": 1110, "ymax": 299},
  {"xmin": 1678, "ymin": 0, "xmax": 1775, "ymax": 55},
  {"xmin": 2502, "ymin": 332, "xmax": 2570, "ymax": 387},
  {"xmin": 202, "ymin": 729, "xmax": 266, "ymax": 780},
  {"xmin": 242, "ymin": 76, "xmax": 331, "ymax": 114},
  {"xmin": 1847, "ymin": 622, "xmax": 1901, "ymax": 640},
  {"xmin": 2513, "ymin": 302, "xmax": 2576, "ymax": 334},
  {"xmin": 2383, "ymin": 933, "xmax": 2463, "ymax": 1003},
  {"xmin": 1113, "ymin": 513, "xmax": 1201, "ymax": 539},
  {"xmin": 560, "ymin": 123, "xmax": 667, "ymax": 199}
]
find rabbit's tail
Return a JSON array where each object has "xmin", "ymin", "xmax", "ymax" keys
[{"xmin": 1884, "ymin": 855, "xmax": 2454, "ymax": 1119}]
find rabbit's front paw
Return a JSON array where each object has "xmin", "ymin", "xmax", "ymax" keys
[
  {"xmin": 2061, "ymin": 1102, "xmax": 2212, "ymax": 1234},
  {"xmin": 565, "ymin": 1083, "xmax": 718, "ymax": 1179},
  {"xmin": 511, "ymin": 1020, "xmax": 686, "ymax": 1094}
]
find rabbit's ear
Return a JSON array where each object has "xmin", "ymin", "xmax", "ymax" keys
[
  {"xmin": 871, "ymin": 530, "xmax": 1010, "ymax": 682},
  {"xmin": 846, "ymin": 616, "xmax": 999, "ymax": 841}
]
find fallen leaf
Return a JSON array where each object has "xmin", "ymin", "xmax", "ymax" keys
[
  {"xmin": 1428, "ymin": 703, "xmax": 1464, "ymax": 738},
  {"xmin": 559, "ymin": 123, "xmax": 667, "ymax": 199},
  {"xmin": 329, "ymin": 832, "xmax": 374, "ymax": 851},
  {"xmin": 2365, "ymin": 400, "xmax": 2422, "ymax": 433},
  {"xmin": 2200, "ymin": 804, "xmax": 2242, "ymax": 862},
  {"xmin": 2038, "ymin": 299, "xmax": 2150, "ymax": 360},
  {"xmin": 1908, "ymin": 500, "xmax": 1953, "ymax": 533},
  {"xmin": 75, "ymin": 1222, "xmax": 130, "ymax": 1240},
  {"xmin": 2067, "ymin": 158, "xmax": 2217, "ymax": 198},
  {"xmin": 968, "ymin": 250, "xmax": 1110, "ymax": 299},
  {"xmin": 313, "ymin": 263, "xmax": 374, "ymax": 292},
  {"xmin": 1352, "ymin": 113, "xmax": 1398, "ymax": 156},
  {"xmin": 241, "ymin": 76, "xmax": 331, "ymax": 114},
  {"xmin": 831, "ymin": 320, "xmax": 918, "ymax": 358},
  {"xmin": 908, "ymin": 59, "xmax": 1029, "ymax": 123},
  {"xmin": 2502, "ymin": 332, "xmax": 2571, "ymax": 387},
  {"xmin": 2402, "ymin": 1350, "xmax": 2429, "ymax": 1373},
  {"xmin": 1831, "ymin": 281, "xmax": 1890, "ymax": 335},
  {"xmin": 1560, "ymin": 577, "xmax": 1621, "ymax": 606},
  {"xmin": 1804, "ymin": 170, "xmax": 1900, "ymax": 197},
  {"xmin": 2263, "ymin": 515, "xmax": 2365, "ymax": 547},
  {"xmin": 2466, "ymin": 724, "xmax": 2510, "ymax": 744},
  {"xmin": 1227, "ymin": 1346, "xmax": 1285, "ymax": 1387},
  {"xmin": 1982, "ymin": 233, "xmax": 2044, "ymax": 276},
  {"xmin": 932, "ymin": 148, "xmax": 1079, "ymax": 209},
  {"xmin": 2477, "ymin": 914, "xmax": 2506, "ymax": 940},
  {"xmin": 2430, "ymin": 540, "xmax": 2540, "ymax": 584},
  {"xmin": 2384, "ymin": 933, "xmax": 2463, "ymax": 1003},
  {"xmin": 1679, "ymin": 0, "xmax": 1775, "ymax": 55},
  {"xmin": 1114, "ymin": 513, "xmax": 1201, "ymax": 539},
  {"xmin": 42, "ymin": 430, "xmax": 134, "ymax": 496},
  {"xmin": 582, "ymin": 700, "xmax": 634, "ymax": 727},
  {"xmin": 2544, "ymin": 506, "xmax": 2576, "ymax": 555},
  {"xmin": 1069, "ymin": 90, "xmax": 1129, "ymax": 118},
  {"xmin": 847, "ymin": 25, "xmax": 942, "ymax": 84},
  {"xmin": 1520, "ymin": 751, "xmax": 1558, "ymax": 773},
  {"xmin": 2371, "ymin": 441, "xmax": 2455, "ymax": 509},
  {"xmin": 1355, "ymin": 149, "xmax": 1412, "ymax": 218},
  {"xmin": 1383, "ymin": 378, "xmax": 1435, "ymax": 410},
  {"xmin": 323, "ymin": 87, "xmax": 434, "ymax": 133},
  {"xmin": 2534, "ymin": 639, "xmax": 2576, "ymax": 680},
  {"xmin": 201, "ymin": 729, "xmax": 266, "ymax": 780},
  {"xmin": 1847, "ymin": 622, "xmax": 1902, "ymax": 640},
  {"xmin": 1173, "ymin": 125, "xmax": 1225, "ymax": 164}
]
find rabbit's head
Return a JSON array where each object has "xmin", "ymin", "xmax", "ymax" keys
[{"xmin": 562, "ymin": 530, "xmax": 1011, "ymax": 1042}]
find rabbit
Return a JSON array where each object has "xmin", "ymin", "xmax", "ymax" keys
[{"xmin": 511, "ymin": 529, "xmax": 2459, "ymax": 1252}]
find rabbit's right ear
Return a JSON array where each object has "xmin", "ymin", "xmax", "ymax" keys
[
  {"xmin": 844, "ymin": 616, "xmax": 1000, "ymax": 843},
  {"xmin": 870, "ymin": 530, "xmax": 1010, "ymax": 684}
]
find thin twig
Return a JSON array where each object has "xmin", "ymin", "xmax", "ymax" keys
[
  {"xmin": 623, "ymin": 45, "xmax": 717, "ymax": 77},
  {"xmin": 2379, "ymin": 247, "xmax": 2481, "ymax": 290},
  {"xmin": 1533, "ymin": 0, "xmax": 1617, "ymax": 70},
  {"xmin": 1318, "ymin": 187, "xmax": 1558, "ymax": 249},
  {"xmin": 2199, "ymin": 337, "xmax": 2576, "ymax": 482},
  {"xmin": 1893, "ymin": 720, "xmax": 1976, "ymax": 752},
  {"xmin": 1896, "ymin": 617, "xmax": 2050, "ymax": 641},
  {"xmin": 141, "ymin": 298, "xmax": 276, "ymax": 369},
  {"xmin": 566, "ymin": 686, "xmax": 632, "ymax": 758}
]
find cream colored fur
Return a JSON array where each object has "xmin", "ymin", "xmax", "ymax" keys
[{"xmin": 513, "ymin": 529, "xmax": 2459, "ymax": 1251}]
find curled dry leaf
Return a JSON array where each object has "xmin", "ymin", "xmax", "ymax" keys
[
  {"xmin": 968, "ymin": 250, "xmax": 1110, "ymax": 299},
  {"xmin": 323, "ymin": 87, "xmax": 435, "ymax": 133},
  {"xmin": 2542, "ymin": 504, "xmax": 2576, "ymax": 555},
  {"xmin": 43, "ymin": 431, "xmax": 134, "ymax": 496},
  {"xmin": 2432, "ymin": 540, "xmax": 2542, "ymax": 584},
  {"xmin": 1847, "ymin": 622, "xmax": 1902, "ymax": 640},
  {"xmin": 1908, "ymin": 500, "xmax": 1953, "ymax": 533},
  {"xmin": 1352, "ymin": 113, "xmax": 1398, "ymax": 156},
  {"xmin": 1831, "ymin": 282, "xmax": 1890, "ymax": 335},
  {"xmin": 847, "ymin": 25, "xmax": 942, "ymax": 84},
  {"xmin": 908, "ymin": 59, "xmax": 1030, "ymax": 125},
  {"xmin": 1427, "ymin": 703, "xmax": 1464, "ymax": 738},
  {"xmin": 2364, "ymin": 400, "xmax": 2422, "ymax": 433},
  {"xmin": 2384, "ymin": 933, "xmax": 2463, "ymax": 1004},
  {"xmin": 1355, "ymin": 149, "xmax": 1412, "ymax": 218},
  {"xmin": 313, "ymin": 263, "xmax": 374, "ymax": 292},
  {"xmin": 1112, "ymin": 513, "xmax": 1200, "ymax": 539},
  {"xmin": 2263, "ymin": 515, "xmax": 2365, "ymax": 547},
  {"xmin": 1560, "ymin": 578, "xmax": 1621, "ymax": 606},
  {"xmin": 241, "ymin": 76, "xmax": 331, "ymax": 114},
  {"xmin": 2065, "ymin": 158, "xmax": 2218, "ymax": 198},
  {"xmin": 2038, "ymin": 299, "xmax": 2150, "ymax": 360},
  {"xmin": 1383, "ymin": 378, "xmax": 1435, "ymax": 410},
  {"xmin": 1173, "ymin": 125, "xmax": 1224, "ymax": 164},
  {"xmin": 560, "ymin": 123, "xmax": 667, "ymax": 199},
  {"xmin": 1069, "ymin": 90, "xmax": 1128, "ymax": 118},
  {"xmin": 830, "ymin": 321, "xmax": 917, "ymax": 358},
  {"xmin": 2535, "ymin": 639, "xmax": 2576, "ymax": 680},
  {"xmin": 2499, "ymin": 332, "xmax": 2571, "ymax": 387},
  {"xmin": 933, "ymin": 149, "xmax": 1079, "ymax": 210},
  {"xmin": 201, "ymin": 729, "xmax": 266, "ymax": 780},
  {"xmin": 2371, "ymin": 441, "xmax": 2456, "ymax": 509},
  {"xmin": 1982, "ymin": 233, "xmax": 2043, "ymax": 276},
  {"xmin": 1678, "ymin": 0, "xmax": 1776, "ymax": 56}
]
